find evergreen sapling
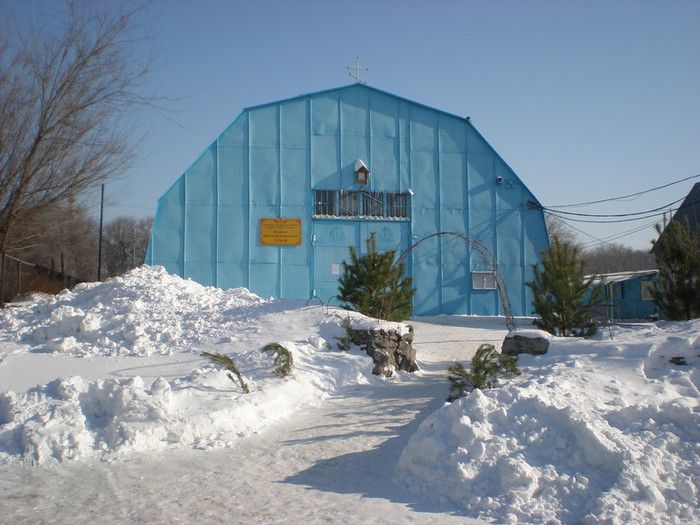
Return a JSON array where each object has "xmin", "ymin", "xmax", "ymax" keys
[
  {"xmin": 527, "ymin": 238, "xmax": 601, "ymax": 337},
  {"xmin": 338, "ymin": 233, "xmax": 415, "ymax": 321}
]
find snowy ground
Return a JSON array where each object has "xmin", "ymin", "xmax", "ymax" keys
[
  {"xmin": 399, "ymin": 322, "xmax": 700, "ymax": 524},
  {"xmin": 0, "ymin": 266, "xmax": 698, "ymax": 524}
]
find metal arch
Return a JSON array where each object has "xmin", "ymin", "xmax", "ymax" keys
[{"xmin": 393, "ymin": 231, "xmax": 517, "ymax": 332}]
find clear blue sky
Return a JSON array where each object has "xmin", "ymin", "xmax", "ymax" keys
[{"xmin": 19, "ymin": 1, "xmax": 700, "ymax": 249}]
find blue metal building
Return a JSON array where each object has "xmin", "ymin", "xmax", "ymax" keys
[
  {"xmin": 589, "ymin": 270, "xmax": 660, "ymax": 321},
  {"xmin": 146, "ymin": 84, "xmax": 549, "ymax": 316}
]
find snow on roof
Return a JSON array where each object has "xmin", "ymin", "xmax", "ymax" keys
[{"xmin": 585, "ymin": 269, "xmax": 658, "ymax": 285}]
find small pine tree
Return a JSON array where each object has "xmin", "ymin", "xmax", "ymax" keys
[
  {"xmin": 651, "ymin": 221, "xmax": 700, "ymax": 320},
  {"xmin": 447, "ymin": 344, "xmax": 519, "ymax": 401},
  {"xmin": 528, "ymin": 238, "xmax": 601, "ymax": 337},
  {"xmin": 338, "ymin": 233, "xmax": 415, "ymax": 321},
  {"xmin": 200, "ymin": 352, "xmax": 250, "ymax": 393}
]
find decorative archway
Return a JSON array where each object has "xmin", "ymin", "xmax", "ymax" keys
[{"xmin": 393, "ymin": 231, "xmax": 516, "ymax": 331}]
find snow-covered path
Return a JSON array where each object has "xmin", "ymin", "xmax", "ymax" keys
[{"xmin": 0, "ymin": 317, "xmax": 507, "ymax": 524}]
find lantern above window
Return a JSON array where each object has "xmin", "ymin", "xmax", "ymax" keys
[{"xmin": 354, "ymin": 159, "xmax": 370, "ymax": 185}]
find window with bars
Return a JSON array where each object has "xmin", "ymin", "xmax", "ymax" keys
[
  {"xmin": 472, "ymin": 271, "xmax": 496, "ymax": 290},
  {"xmin": 313, "ymin": 190, "xmax": 409, "ymax": 220},
  {"xmin": 338, "ymin": 191, "xmax": 360, "ymax": 216},
  {"xmin": 363, "ymin": 191, "xmax": 383, "ymax": 217},
  {"xmin": 386, "ymin": 192, "xmax": 407, "ymax": 218},
  {"xmin": 314, "ymin": 190, "xmax": 336, "ymax": 216}
]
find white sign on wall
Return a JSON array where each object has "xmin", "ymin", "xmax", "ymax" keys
[{"xmin": 331, "ymin": 264, "xmax": 340, "ymax": 275}]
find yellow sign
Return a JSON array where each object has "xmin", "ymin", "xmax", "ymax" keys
[{"xmin": 260, "ymin": 218, "xmax": 302, "ymax": 246}]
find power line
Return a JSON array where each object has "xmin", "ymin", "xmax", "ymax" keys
[
  {"xmin": 546, "ymin": 174, "xmax": 700, "ymax": 209},
  {"xmin": 540, "ymin": 197, "xmax": 698, "ymax": 224},
  {"xmin": 540, "ymin": 196, "xmax": 685, "ymax": 218}
]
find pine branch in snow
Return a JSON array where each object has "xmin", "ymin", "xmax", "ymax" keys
[
  {"xmin": 200, "ymin": 352, "xmax": 250, "ymax": 393},
  {"xmin": 447, "ymin": 344, "xmax": 520, "ymax": 401},
  {"xmin": 261, "ymin": 343, "xmax": 293, "ymax": 378}
]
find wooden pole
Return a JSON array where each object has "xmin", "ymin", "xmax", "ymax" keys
[
  {"xmin": 97, "ymin": 184, "xmax": 105, "ymax": 281},
  {"xmin": 0, "ymin": 251, "xmax": 5, "ymax": 307}
]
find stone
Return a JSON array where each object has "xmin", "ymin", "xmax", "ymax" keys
[
  {"xmin": 346, "ymin": 324, "xmax": 419, "ymax": 377},
  {"xmin": 669, "ymin": 356, "xmax": 687, "ymax": 366},
  {"xmin": 502, "ymin": 332, "xmax": 550, "ymax": 356}
]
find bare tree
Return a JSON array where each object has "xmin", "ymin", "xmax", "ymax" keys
[
  {"xmin": 19, "ymin": 202, "xmax": 98, "ymax": 280},
  {"xmin": 583, "ymin": 243, "xmax": 656, "ymax": 275},
  {"xmin": 0, "ymin": 1, "xmax": 149, "ymax": 253},
  {"xmin": 545, "ymin": 215, "xmax": 581, "ymax": 246},
  {"xmin": 103, "ymin": 215, "xmax": 153, "ymax": 277}
]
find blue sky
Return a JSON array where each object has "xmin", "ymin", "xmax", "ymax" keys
[{"xmin": 17, "ymin": 1, "xmax": 700, "ymax": 249}]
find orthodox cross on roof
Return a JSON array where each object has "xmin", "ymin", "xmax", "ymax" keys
[{"xmin": 346, "ymin": 57, "xmax": 368, "ymax": 84}]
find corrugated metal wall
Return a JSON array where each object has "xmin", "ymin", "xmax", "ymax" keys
[{"xmin": 147, "ymin": 84, "xmax": 549, "ymax": 316}]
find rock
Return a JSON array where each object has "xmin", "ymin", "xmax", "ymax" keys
[
  {"xmin": 347, "ymin": 324, "xmax": 419, "ymax": 377},
  {"xmin": 502, "ymin": 331, "xmax": 550, "ymax": 356},
  {"xmin": 669, "ymin": 356, "xmax": 687, "ymax": 366}
]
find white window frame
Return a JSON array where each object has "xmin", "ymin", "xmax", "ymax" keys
[{"xmin": 472, "ymin": 271, "xmax": 496, "ymax": 290}]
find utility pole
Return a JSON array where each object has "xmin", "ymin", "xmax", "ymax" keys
[{"xmin": 97, "ymin": 184, "xmax": 105, "ymax": 281}]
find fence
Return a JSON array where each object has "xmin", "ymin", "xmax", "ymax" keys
[{"xmin": 0, "ymin": 252, "xmax": 81, "ymax": 307}]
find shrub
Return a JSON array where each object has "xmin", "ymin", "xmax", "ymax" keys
[
  {"xmin": 200, "ymin": 351, "xmax": 250, "ymax": 393},
  {"xmin": 338, "ymin": 233, "xmax": 415, "ymax": 321},
  {"xmin": 261, "ymin": 343, "xmax": 293, "ymax": 378},
  {"xmin": 447, "ymin": 344, "xmax": 519, "ymax": 401}
]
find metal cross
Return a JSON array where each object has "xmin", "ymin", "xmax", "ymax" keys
[{"xmin": 347, "ymin": 57, "xmax": 368, "ymax": 84}]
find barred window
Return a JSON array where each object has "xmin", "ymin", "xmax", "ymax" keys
[
  {"xmin": 313, "ymin": 190, "xmax": 409, "ymax": 220},
  {"xmin": 472, "ymin": 271, "xmax": 496, "ymax": 290},
  {"xmin": 314, "ymin": 190, "xmax": 336, "ymax": 216},
  {"xmin": 363, "ymin": 191, "xmax": 383, "ymax": 217},
  {"xmin": 386, "ymin": 192, "xmax": 407, "ymax": 218},
  {"xmin": 641, "ymin": 281, "xmax": 655, "ymax": 301},
  {"xmin": 338, "ymin": 190, "xmax": 360, "ymax": 216}
]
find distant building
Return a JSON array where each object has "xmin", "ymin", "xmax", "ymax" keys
[
  {"xmin": 588, "ymin": 270, "xmax": 659, "ymax": 321},
  {"xmin": 656, "ymin": 182, "xmax": 700, "ymax": 245},
  {"xmin": 146, "ymin": 84, "xmax": 549, "ymax": 316},
  {"xmin": 671, "ymin": 182, "xmax": 700, "ymax": 237}
]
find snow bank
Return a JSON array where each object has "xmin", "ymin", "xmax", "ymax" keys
[
  {"xmin": 399, "ymin": 321, "xmax": 700, "ymax": 524},
  {"xmin": 1, "ymin": 266, "xmax": 265, "ymax": 357},
  {"xmin": 0, "ymin": 266, "xmax": 412, "ymax": 463},
  {"xmin": 0, "ymin": 335, "xmax": 376, "ymax": 464}
]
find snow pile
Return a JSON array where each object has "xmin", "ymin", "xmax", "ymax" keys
[
  {"xmin": 1, "ymin": 266, "xmax": 265, "ymax": 357},
  {"xmin": 0, "ymin": 266, "xmax": 413, "ymax": 463},
  {"xmin": 399, "ymin": 321, "xmax": 700, "ymax": 524},
  {"xmin": 0, "ymin": 333, "xmax": 378, "ymax": 464}
]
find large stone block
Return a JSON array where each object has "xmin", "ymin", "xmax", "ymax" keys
[{"xmin": 501, "ymin": 330, "xmax": 550, "ymax": 356}]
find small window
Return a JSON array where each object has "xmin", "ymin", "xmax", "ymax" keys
[
  {"xmin": 387, "ymin": 192, "xmax": 408, "ymax": 218},
  {"xmin": 363, "ymin": 191, "xmax": 383, "ymax": 217},
  {"xmin": 472, "ymin": 271, "xmax": 496, "ymax": 290},
  {"xmin": 338, "ymin": 190, "xmax": 360, "ymax": 216},
  {"xmin": 315, "ymin": 190, "xmax": 336, "ymax": 216},
  {"xmin": 641, "ymin": 280, "xmax": 655, "ymax": 301}
]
